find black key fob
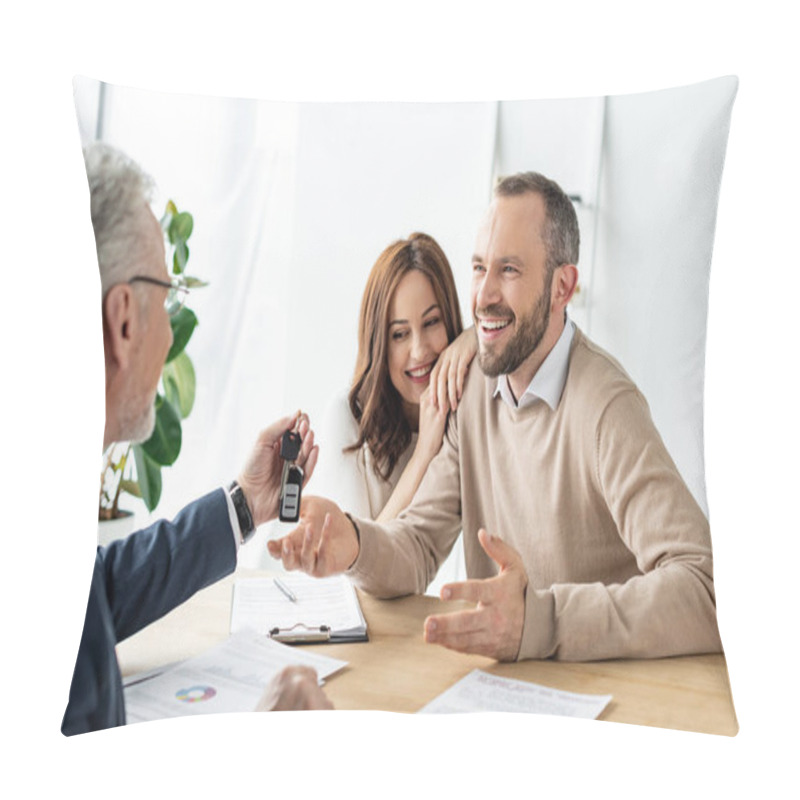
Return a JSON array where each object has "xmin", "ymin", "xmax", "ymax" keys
[
  {"xmin": 280, "ymin": 430, "xmax": 302, "ymax": 461},
  {"xmin": 279, "ymin": 464, "xmax": 304, "ymax": 522}
]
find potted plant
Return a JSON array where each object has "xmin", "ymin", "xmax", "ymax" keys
[{"xmin": 98, "ymin": 200, "xmax": 206, "ymax": 543}]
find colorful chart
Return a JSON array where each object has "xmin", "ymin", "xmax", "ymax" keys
[{"xmin": 175, "ymin": 685, "xmax": 217, "ymax": 703}]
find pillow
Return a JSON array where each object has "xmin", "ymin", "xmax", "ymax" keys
[{"xmin": 71, "ymin": 75, "xmax": 737, "ymax": 735}]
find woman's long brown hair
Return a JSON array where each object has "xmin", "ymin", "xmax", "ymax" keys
[{"xmin": 346, "ymin": 233, "xmax": 463, "ymax": 481}]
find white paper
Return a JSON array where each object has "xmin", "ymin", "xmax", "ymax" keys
[
  {"xmin": 230, "ymin": 574, "xmax": 366, "ymax": 637},
  {"xmin": 122, "ymin": 661, "xmax": 182, "ymax": 688},
  {"xmin": 123, "ymin": 630, "xmax": 347, "ymax": 723},
  {"xmin": 418, "ymin": 669, "xmax": 612, "ymax": 719}
]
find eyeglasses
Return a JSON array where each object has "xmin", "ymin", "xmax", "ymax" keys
[{"xmin": 129, "ymin": 276, "xmax": 190, "ymax": 317}]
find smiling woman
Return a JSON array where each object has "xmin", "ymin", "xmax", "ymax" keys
[
  {"xmin": 312, "ymin": 232, "xmax": 476, "ymax": 535},
  {"xmin": 386, "ymin": 270, "xmax": 450, "ymax": 433}
]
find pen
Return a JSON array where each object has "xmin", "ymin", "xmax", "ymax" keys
[{"xmin": 273, "ymin": 577, "xmax": 297, "ymax": 603}]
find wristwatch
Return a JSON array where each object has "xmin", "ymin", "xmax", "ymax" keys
[
  {"xmin": 227, "ymin": 480, "xmax": 256, "ymax": 544},
  {"xmin": 344, "ymin": 512, "xmax": 361, "ymax": 569}
]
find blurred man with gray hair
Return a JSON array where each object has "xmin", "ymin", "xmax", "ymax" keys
[{"xmin": 62, "ymin": 143, "xmax": 331, "ymax": 735}]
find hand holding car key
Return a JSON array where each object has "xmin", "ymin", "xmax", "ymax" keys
[{"xmin": 279, "ymin": 429, "xmax": 304, "ymax": 522}]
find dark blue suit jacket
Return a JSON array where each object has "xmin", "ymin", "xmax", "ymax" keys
[{"xmin": 62, "ymin": 489, "xmax": 237, "ymax": 735}]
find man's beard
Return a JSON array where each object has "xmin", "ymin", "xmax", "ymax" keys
[{"xmin": 476, "ymin": 281, "xmax": 551, "ymax": 378}]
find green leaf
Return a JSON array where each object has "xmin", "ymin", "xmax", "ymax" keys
[
  {"xmin": 166, "ymin": 307, "xmax": 198, "ymax": 363},
  {"xmin": 181, "ymin": 275, "xmax": 209, "ymax": 289},
  {"xmin": 133, "ymin": 445, "xmax": 163, "ymax": 511},
  {"xmin": 119, "ymin": 479, "xmax": 142, "ymax": 498},
  {"xmin": 141, "ymin": 394, "xmax": 182, "ymax": 466},
  {"xmin": 173, "ymin": 241, "xmax": 189, "ymax": 274},
  {"xmin": 170, "ymin": 211, "xmax": 194, "ymax": 243},
  {"xmin": 161, "ymin": 201, "xmax": 178, "ymax": 236},
  {"xmin": 163, "ymin": 351, "xmax": 196, "ymax": 419}
]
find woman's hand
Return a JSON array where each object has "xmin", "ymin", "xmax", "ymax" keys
[
  {"xmin": 429, "ymin": 326, "xmax": 478, "ymax": 412},
  {"xmin": 414, "ymin": 385, "xmax": 449, "ymax": 465},
  {"xmin": 375, "ymin": 387, "xmax": 448, "ymax": 524}
]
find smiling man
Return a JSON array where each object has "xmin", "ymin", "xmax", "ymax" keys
[{"xmin": 269, "ymin": 171, "xmax": 723, "ymax": 663}]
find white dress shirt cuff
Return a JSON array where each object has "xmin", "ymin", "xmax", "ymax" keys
[{"xmin": 222, "ymin": 484, "xmax": 242, "ymax": 553}]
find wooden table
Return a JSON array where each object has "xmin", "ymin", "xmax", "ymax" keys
[{"xmin": 116, "ymin": 569, "xmax": 738, "ymax": 736}]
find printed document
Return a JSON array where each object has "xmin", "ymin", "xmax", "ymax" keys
[
  {"xmin": 419, "ymin": 669, "xmax": 612, "ymax": 719},
  {"xmin": 230, "ymin": 574, "xmax": 367, "ymax": 642},
  {"xmin": 124, "ymin": 630, "xmax": 346, "ymax": 723}
]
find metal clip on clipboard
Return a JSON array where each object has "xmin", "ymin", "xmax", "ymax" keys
[{"xmin": 269, "ymin": 623, "xmax": 332, "ymax": 644}]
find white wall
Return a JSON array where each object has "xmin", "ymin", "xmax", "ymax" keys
[{"xmin": 591, "ymin": 77, "xmax": 738, "ymax": 516}]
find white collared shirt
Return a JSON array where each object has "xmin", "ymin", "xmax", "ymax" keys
[{"xmin": 493, "ymin": 318, "xmax": 576, "ymax": 410}]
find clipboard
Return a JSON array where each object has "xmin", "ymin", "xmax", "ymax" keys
[
  {"xmin": 231, "ymin": 574, "xmax": 369, "ymax": 645},
  {"xmin": 269, "ymin": 623, "xmax": 369, "ymax": 645}
]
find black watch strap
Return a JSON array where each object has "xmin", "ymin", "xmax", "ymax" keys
[
  {"xmin": 344, "ymin": 512, "xmax": 360, "ymax": 570},
  {"xmin": 228, "ymin": 480, "xmax": 256, "ymax": 544}
]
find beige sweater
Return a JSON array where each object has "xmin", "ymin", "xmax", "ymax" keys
[{"xmin": 348, "ymin": 328, "xmax": 722, "ymax": 661}]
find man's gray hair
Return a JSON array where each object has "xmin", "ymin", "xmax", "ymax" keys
[
  {"xmin": 83, "ymin": 142, "xmax": 155, "ymax": 296},
  {"xmin": 494, "ymin": 172, "xmax": 580, "ymax": 275}
]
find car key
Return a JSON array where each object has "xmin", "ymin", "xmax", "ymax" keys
[
  {"xmin": 279, "ymin": 430, "xmax": 303, "ymax": 522},
  {"xmin": 280, "ymin": 430, "xmax": 301, "ymax": 462}
]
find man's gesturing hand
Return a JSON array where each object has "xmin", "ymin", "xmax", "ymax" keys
[
  {"xmin": 266, "ymin": 496, "xmax": 360, "ymax": 577},
  {"xmin": 423, "ymin": 529, "xmax": 527, "ymax": 661}
]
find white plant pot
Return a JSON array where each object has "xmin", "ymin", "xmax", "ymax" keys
[{"xmin": 97, "ymin": 511, "xmax": 136, "ymax": 547}]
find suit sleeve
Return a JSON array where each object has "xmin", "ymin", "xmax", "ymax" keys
[
  {"xmin": 519, "ymin": 389, "xmax": 722, "ymax": 660},
  {"xmin": 99, "ymin": 488, "xmax": 237, "ymax": 642}
]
